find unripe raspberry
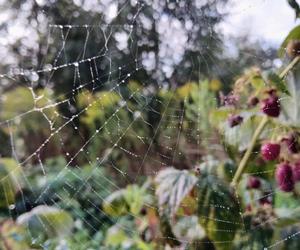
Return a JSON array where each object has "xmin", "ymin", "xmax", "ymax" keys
[
  {"xmin": 275, "ymin": 163, "xmax": 294, "ymax": 192},
  {"xmin": 245, "ymin": 204, "xmax": 252, "ymax": 212},
  {"xmin": 140, "ymin": 207, "xmax": 147, "ymax": 216},
  {"xmin": 261, "ymin": 143, "xmax": 280, "ymax": 161},
  {"xmin": 228, "ymin": 114, "xmax": 243, "ymax": 128},
  {"xmin": 282, "ymin": 133, "xmax": 299, "ymax": 154},
  {"xmin": 265, "ymin": 88, "xmax": 277, "ymax": 96},
  {"xmin": 286, "ymin": 40, "xmax": 300, "ymax": 58},
  {"xmin": 261, "ymin": 96, "xmax": 280, "ymax": 117},
  {"xmin": 293, "ymin": 161, "xmax": 300, "ymax": 182},
  {"xmin": 247, "ymin": 176, "xmax": 261, "ymax": 189},
  {"xmin": 248, "ymin": 96, "xmax": 259, "ymax": 107}
]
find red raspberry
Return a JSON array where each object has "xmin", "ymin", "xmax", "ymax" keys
[
  {"xmin": 228, "ymin": 114, "xmax": 243, "ymax": 128},
  {"xmin": 275, "ymin": 163, "xmax": 294, "ymax": 192},
  {"xmin": 293, "ymin": 161, "xmax": 300, "ymax": 182},
  {"xmin": 261, "ymin": 96, "xmax": 280, "ymax": 117},
  {"xmin": 247, "ymin": 176, "xmax": 261, "ymax": 189},
  {"xmin": 261, "ymin": 143, "xmax": 280, "ymax": 161}
]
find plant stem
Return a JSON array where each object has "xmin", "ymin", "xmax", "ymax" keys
[
  {"xmin": 230, "ymin": 55, "xmax": 300, "ymax": 188},
  {"xmin": 280, "ymin": 56, "xmax": 300, "ymax": 79},
  {"xmin": 231, "ymin": 116, "xmax": 268, "ymax": 187}
]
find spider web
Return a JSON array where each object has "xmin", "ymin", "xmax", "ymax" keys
[{"xmin": 0, "ymin": 0, "xmax": 297, "ymax": 249}]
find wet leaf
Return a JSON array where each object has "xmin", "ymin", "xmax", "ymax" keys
[{"xmin": 155, "ymin": 168, "xmax": 197, "ymax": 216}]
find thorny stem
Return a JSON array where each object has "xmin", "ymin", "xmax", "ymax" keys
[{"xmin": 231, "ymin": 56, "xmax": 300, "ymax": 188}]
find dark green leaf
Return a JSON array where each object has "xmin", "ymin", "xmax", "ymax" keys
[
  {"xmin": 197, "ymin": 172, "xmax": 242, "ymax": 250},
  {"xmin": 288, "ymin": 0, "xmax": 300, "ymax": 18},
  {"xmin": 159, "ymin": 211, "xmax": 181, "ymax": 247},
  {"xmin": 268, "ymin": 72, "xmax": 291, "ymax": 96}
]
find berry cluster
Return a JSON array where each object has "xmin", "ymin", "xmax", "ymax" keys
[
  {"xmin": 225, "ymin": 87, "xmax": 300, "ymax": 193},
  {"xmin": 260, "ymin": 133, "xmax": 300, "ymax": 192},
  {"xmin": 260, "ymin": 132, "xmax": 300, "ymax": 192},
  {"xmin": 226, "ymin": 89, "xmax": 281, "ymax": 128},
  {"xmin": 275, "ymin": 161, "xmax": 300, "ymax": 192}
]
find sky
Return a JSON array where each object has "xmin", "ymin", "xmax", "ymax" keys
[
  {"xmin": 0, "ymin": 0, "xmax": 299, "ymax": 69},
  {"xmin": 220, "ymin": 0, "xmax": 300, "ymax": 46}
]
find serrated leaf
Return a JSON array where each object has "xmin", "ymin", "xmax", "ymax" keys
[
  {"xmin": 268, "ymin": 72, "xmax": 290, "ymax": 96},
  {"xmin": 155, "ymin": 168, "xmax": 197, "ymax": 217}
]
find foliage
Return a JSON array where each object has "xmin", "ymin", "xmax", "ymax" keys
[
  {"xmin": 0, "ymin": 158, "xmax": 22, "ymax": 210},
  {"xmin": 2, "ymin": 2, "xmax": 300, "ymax": 250}
]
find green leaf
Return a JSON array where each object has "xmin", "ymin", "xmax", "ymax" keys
[
  {"xmin": 279, "ymin": 25, "xmax": 300, "ymax": 57},
  {"xmin": 103, "ymin": 184, "xmax": 151, "ymax": 217},
  {"xmin": 0, "ymin": 158, "xmax": 22, "ymax": 208},
  {"xmin": 103, "ymin": 189, "xmax": 128, "ymax": 217},
  {"xmin": 158, "ymin": 211, "xmax": 181, "ymax": 247},
  {"xmin": 210, "ymin": 108, "xmax": 232, "ymax": 128},
  {"xmin": 234, "ymin": 217, "xmax": 273, "ymax": 250},
  {"xmin": 275, "ymin": 207, "xmax": 300, "ymax": 227},
  {"xmin": 155, "ymin": 168, "xmax": 197, "ymax": 216},
  {"xmin": 223, "ymin": 112, "xmax": 261, "ymax": 151},
  {"xmin": 197, "ymin": 172, "xmax": 241, "ymax": 250},
  {"xmin": 279, "ymin": 67, "xmax": 300, "ymax": 126},
  {"xmin": 123, "ymin": 184, "xmax": 148, "ymax": 215},
  {"xmin": 173, "ymin": 216, "xmax": 205, "ymax": 241},
  {"xmin": 274, "ymin": 191, "xmax": 300, "ymax": 227},
  {"xmin": 105, "ymin": 225, "xmax": 128, "ymax": 247},
  {"xmin": 185, "ymin": 80, "xmax": 217, "ymax": 137},
  {"xmin": 16, "ymin": 205, "xmax": 73, "ymax": 241},
  {"xmin": 275, "ymin": 190, "xmax": 300, "ymax": 209},
  {"xmin": 268, "ymin": 72, "xmax": 290, "ymax": 96},
  {"xmin": 250, "ymin": 75, "xmax": 265, "ymax": 90}
]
